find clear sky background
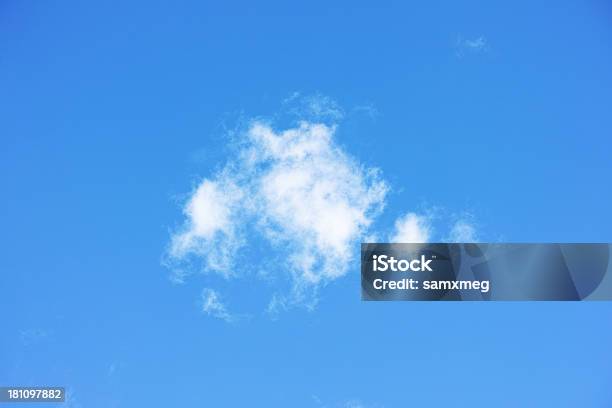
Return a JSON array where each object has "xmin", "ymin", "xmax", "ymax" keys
[{"xmin": 1, "ymin": 1, "xmax": 612, "ymax": 407}]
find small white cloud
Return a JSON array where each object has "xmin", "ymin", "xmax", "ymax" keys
[
  {"xmin": 107, "ymin": 361, "xmax": 123, "ymax": 377},
  {"xmin": 201, "ymin": 288, "xmax": 234, "ymax": 322},
  {"xmin": 455, "ymin": 35, "xmax": 488, "ymax": 57},
  {"xmin": 286, "ymin": 93, "xmax": 344, "ymax": 121},
  {"xmin": 168, "ymin": 178, "xmax": 244, "ymax": 279},
  {"xmin": 389, "ymin": 212, "xmax": 431, "ymax": 243},
  {"xmin": 266, "ymin": 294, "xmax": 286, "ymax": 317},
  {"xmin": 464, "ymin": 37, "xmax": 486, "ymax": 50},
  {"xmin": 446, "ymin": 219, "xmax": 478, "ymax": 242},
  {"xmin": 353, "ymin": 104, "xmax": 379, "ymax": 119}
]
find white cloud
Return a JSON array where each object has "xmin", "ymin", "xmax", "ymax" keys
[
  {"xmin": 455, "ymin": 35, "xmax": 488, "ymax": 57},
  {"xmin": 201, "ymin": 288, "xmax": 234, "ymax": 322},
  {"xmin": 286, "ymin": 93, "xmax": 344, "ymax": 120},
  {"xmin": 168, "ymin": 119, "xmax": 387, "ymax": 310},
  {"xmin": 107, "ymin": 361, "xmax": 123, "ymax": 377},
  {"xmin": 389, "ymin": 212, "xmax": 431, "ymax": 243},
  {"xmin": 168, "ymin": 178, "xmax": 244, "ymax": 278},
  {"xmin": 464, "ymin": 37, "xmax": 486, "ymax": 50},
  {"xmin": 446, "ymin": 219, "xmax": 478, "ymax": 242}
]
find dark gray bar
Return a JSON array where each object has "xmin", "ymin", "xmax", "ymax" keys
[
  {"xmin": 0, "ymin": 387, "xmax": 65, "ymax": 403},
  {"xmin": 362, "ymin": 243, "xmax": 612, "ymax": 301}
]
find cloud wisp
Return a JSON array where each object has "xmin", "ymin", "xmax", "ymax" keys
[
  {"xmin": 455, "ymin": 35, "xmax": 489, "ymax": 57},
  {"xmin": 201, "ymin": 288, "xmax": 235, "ymax": 322}
]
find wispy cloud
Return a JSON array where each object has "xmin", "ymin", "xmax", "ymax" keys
[
  {"xmin": 19, "ymin": 328, "xmax": 49, "ymax": 346},
  {"xmin": 285, "ymin": 92, "xmax": 344, "ymax": 121},
  {"xmin": 201, "ymin": 288, "xmax": 234, "ymax": 322},
  {"xmin": 455, "ymin": 35, "xmax": 489, "ymax": 57},
  {"xmin": 107, "ymin": 361, "xmax": 124, "ymax": 377},
  {"xmin": 353, "ymin": 103, "xmax": 379, "ymax": 120},
  {"xmin": 343, "ymin": 400, "xmax": 368, "ymax": 408},
  {"xmin": 312, "ymin": 394, "xmax": 382, "ymax": 408}
]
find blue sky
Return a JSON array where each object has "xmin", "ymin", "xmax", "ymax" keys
[{"xmin": 1, "ymin": 1, "xmax": 612, "ymax": 407}]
